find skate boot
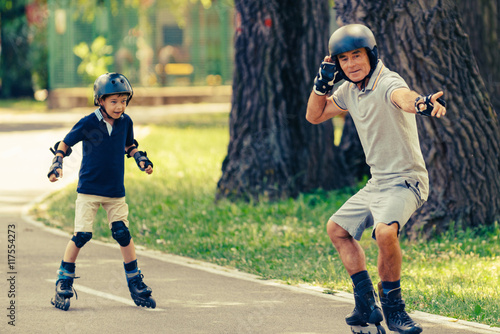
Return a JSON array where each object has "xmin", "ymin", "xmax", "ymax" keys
[
  {"xmin": 51, "ymin": 268, "xmax": 78, "ymax": 311},
  {"xmin": 347, "ymin": 278, "xmax": 386, "ymax": 334},
  {"xmin": 126, "ymin": 269, "xmax": 156, "ymax": 308},
  {"xmin": 378, "ymin": 282, "xmax": 422, "ymax": 334}
]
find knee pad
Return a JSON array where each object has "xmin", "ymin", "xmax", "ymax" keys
[
  {"xmin": 111, "ymin": 221, "xmax": 131, "ymax": 247},
  {"xmin": 71, "ymin": 232, "xmax": 93, "ymax": 248}
]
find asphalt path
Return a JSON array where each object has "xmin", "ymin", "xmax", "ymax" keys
[{"xmin": 0, "ymin": 106, "xmax": 499, "ymax": 334}]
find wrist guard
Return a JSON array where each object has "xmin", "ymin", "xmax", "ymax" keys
[
  {"xmin": 415, "ymin": 94, "xmax": 446, "ymax": 116},
  {"xmin": 133, "ymin": 151, "xmax": 153, "ymax": 171},
  {"xmin": 313, "ymin": 61, "xmax": 340, "ymax": 96},
  {"xmin": 47, "ymin": 156, "xmax": 63, "ymax": 178}
]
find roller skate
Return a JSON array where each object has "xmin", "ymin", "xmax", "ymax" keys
[
  {"xmin": 378, "ymin": 282, "xmax": 422, "ymax": 334},
  {"xmin": 126, "ymin": 269, "xmax": 156, "ymax": 309},
  {"xmin": 51, "ymin": 268, "xmax": 78, "ymax": 311},
  {"xmin": 347, "ymin": 278, "xmax": 386, "ymax": 334}
]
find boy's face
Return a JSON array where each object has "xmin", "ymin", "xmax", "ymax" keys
[{"xmin": 100, "ymin": 94, "xmax": 129, "ymax": 119}]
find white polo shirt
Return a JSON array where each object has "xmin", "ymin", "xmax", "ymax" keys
[{"xmin": 330, "ymin": 60, "xmax": 429, "ymax": 200}]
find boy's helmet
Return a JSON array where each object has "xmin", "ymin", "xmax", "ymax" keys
[
  {"xmin": 93, "ymin": 73, "xmax": 133, "ymax": 106},
  {"xmin": 328, "ymin": 24, "xmax": 378, "ymax": 82}
]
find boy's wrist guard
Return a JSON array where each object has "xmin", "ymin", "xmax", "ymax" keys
[
  {"xmin": 133, "ymin": 151, "xmax": 153, "ymax": 171},
  {"xmin": 47, "ymin": 156, "xmax": 63, "ymax": 178}
]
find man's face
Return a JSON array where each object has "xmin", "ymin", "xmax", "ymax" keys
[
  {"xmin": 100, "ymin": 94, "xmax": 128, "ymax": 119},
  {"xmin": 337, "ymin": 48, "xmax": 371, "ymax": 82}
]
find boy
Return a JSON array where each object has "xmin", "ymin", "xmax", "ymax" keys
[{"xmin": 47, "ymin": 72, "xmax": 156, "ymax": 310}]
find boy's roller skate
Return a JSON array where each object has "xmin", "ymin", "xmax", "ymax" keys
[
  {"xmin": 126, "ymin": 269, "xmax": 156, "ymax": 308},
  {"xmin": 51, "ymin": 266, "xmax": 78, "ymax": 311},
  {"xmin": 378, "ymin": 282, "xmax": 422, "ymax": 334},
  {"xmin": 347, "ymin": 278, "xmax": 386, "ymax": 334}
]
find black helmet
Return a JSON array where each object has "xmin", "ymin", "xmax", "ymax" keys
[
  {"xmin": 93, "ymin": 73, "xmax": 133, "ymax": 106},
  {"xmin": 328, "ymin": 24, "xmax": 378, "ymax": 82}
]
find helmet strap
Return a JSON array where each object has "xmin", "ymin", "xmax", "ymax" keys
[{"xmin": 99, "ymin": 105, "xmax": 112, "ymax": 119}]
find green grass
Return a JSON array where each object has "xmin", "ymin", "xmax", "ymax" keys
[
  {"xmin": 0, "ymin": 98, "xmax": 47, "ymax": 112},
  {"xmin": 31, "ymin": 112, "xmax": 500, "ymax": 327}
]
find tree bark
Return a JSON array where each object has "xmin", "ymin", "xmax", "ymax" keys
[
  {"xmin": 456, "ymin": 0, "xmax": 500, "ymax": 113},
  {"xmin": 335, "ymin": 0, "xmax": 500, "ymax": 237},
  {"xmin": 0, "ymin": 1, "xmax": 34, "ymax": 98},
  {"xmin": 217, "ymin": 0, "xmax": 352, "ymax": 201}
]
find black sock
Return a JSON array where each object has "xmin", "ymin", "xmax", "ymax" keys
[
  {"xmin": 61, "ymin": 261, "xmax": 75, "ymax": 273},
  {"xmin": 124, "ymin": 259, "xmax": 138, "ymax": 272},
  {"xmin": 381, "ymin": 280, "xmax": 400, "ymax": 295},
  {"xmin": 350, "ymin": 270, "xmax": 370, "ymax": 287}
]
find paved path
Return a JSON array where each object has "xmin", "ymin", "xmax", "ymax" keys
[{"xmin": 0, "ymin": 107, "xmax": 498, "ymax": 333}]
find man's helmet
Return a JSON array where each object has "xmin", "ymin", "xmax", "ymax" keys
[
  {"xmin": 93, "ymin": 73, "xmax": 133, "ymax": 106},
  {"xmin": 328, "ymin": 24, "xmax": 378, "ymax": 82}
]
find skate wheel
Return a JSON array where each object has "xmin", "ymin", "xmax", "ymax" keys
[
  {"xmin": 51, "ymin": 297, "xmax": 70, "ymax": 311},
  {"xmin": 350, "ymin": 324, "xmax": 385, "ymax": 334},
  {"xmin": 147, "ymin": 298, "xmax": 156, "ymax": 309}
]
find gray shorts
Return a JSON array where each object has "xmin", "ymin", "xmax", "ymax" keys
[{"xmin": 330, "ymin": 177, "xmax": 425, "ymax": 240}]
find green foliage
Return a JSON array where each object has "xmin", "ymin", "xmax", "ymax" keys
[
  {"xmin": 73, "ymin": 36, "xmax": 114, "ymax": 83},
  {"xmin": 31, "ymin": 112, "xmax": 500, "ymax": 327}
]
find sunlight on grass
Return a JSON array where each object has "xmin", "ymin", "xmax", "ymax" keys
[
  {"xmin": 0, "ymin": 98, "xmax": 47, "ymax": 112},
  {"xmin": 31, "ymin": 112, "xmax": 500, "ymax": 327}
]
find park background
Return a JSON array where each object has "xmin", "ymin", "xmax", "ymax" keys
[{"xmin": 1, "ymin": 0, "xmax": 499, "ymax": 327}]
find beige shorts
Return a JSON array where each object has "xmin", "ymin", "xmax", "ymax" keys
[{"xmin": 74, "ymin": 194, "xmax": 129, "ymax": 232}]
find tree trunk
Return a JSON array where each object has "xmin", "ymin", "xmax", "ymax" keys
[
  {"xmin": 0, "ymin": 1, "xmax": 34, "ymax": 98},
  {"xmin": 457, "ymin": 0, "xmax": 500, "ymax": 113},
  {"xmin": 217, "ymin": 0, "xmax": 352, "ymax": 201},
  {"xmin": 335, "ymin": 0, "xmax": 500, "ymax": 237}
]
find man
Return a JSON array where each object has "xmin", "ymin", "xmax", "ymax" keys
[{"xmin": 306, "ymin": 24, "xmax": 446, "ymax": 334}]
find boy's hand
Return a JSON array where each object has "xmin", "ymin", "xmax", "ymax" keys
[
  {"xmin": 133, "ymin": 151, "xmax": 153, "ymax": 173},
  {"xmin": 141, "ymin": 163, "xmax": 153, "ymax": 175}
]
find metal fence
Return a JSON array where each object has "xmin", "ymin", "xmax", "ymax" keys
[{"xmin": 47, "ymin": 0, "xmax": 234, "ymax": 89}]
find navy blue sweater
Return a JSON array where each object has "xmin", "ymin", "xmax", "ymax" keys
[{"xmin": 64, "ymin": 110, "xmax": 134, "ymax": 197}]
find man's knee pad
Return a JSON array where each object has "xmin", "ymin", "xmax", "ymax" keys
[
  {"xmin": 111, "ymin": 221, "xmax": 131, "ymax": 247},
  {"xmin": 71, "ymin": 232, "xmax": 93, "ymax": 248}
]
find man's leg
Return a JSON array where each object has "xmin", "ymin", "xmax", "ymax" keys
[
  {"xmin": 374, "ymin": 223, "xmax": 401, "ymax": 282},
  {"xmin": 328, "ymin": 220, "xmax": 383, "ymax": 330},
  {"xmin": 375, "ymin": 222, "xmax": 422, "ymax": 333},
  {"xmin": 327, "ymin": 220, "xmax": 366, "ymax": 275}
]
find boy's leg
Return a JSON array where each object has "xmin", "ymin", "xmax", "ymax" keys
[
  {"xmin": 120, "ymin": 238, "xmax": 137, "ymax": 263},
  {"xmin": 63, "ymin": 239, "xmax": 81, "ymax": 263},
  {"xmin": 52, "ymin": 260, "xmax": 77, "ymax": 310},
  {"xmin": 103, "ymin": 198, "xmax": 156, "ymax": 308}
]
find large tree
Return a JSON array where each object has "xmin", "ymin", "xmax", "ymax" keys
[
  {"xmin": 335, "ymin": 0, "xmax": 500, "ymax": 237},
  {"xmin": 0, "ymin": 0, "xmax": 33, "ymax": 98},
  {"xmin": 217, "ymin": 0, "xmax": 351, "ymax": 201},
  {"xmin": 457, "ymin": 0, "xmax": 500, "ymax": 113}
]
